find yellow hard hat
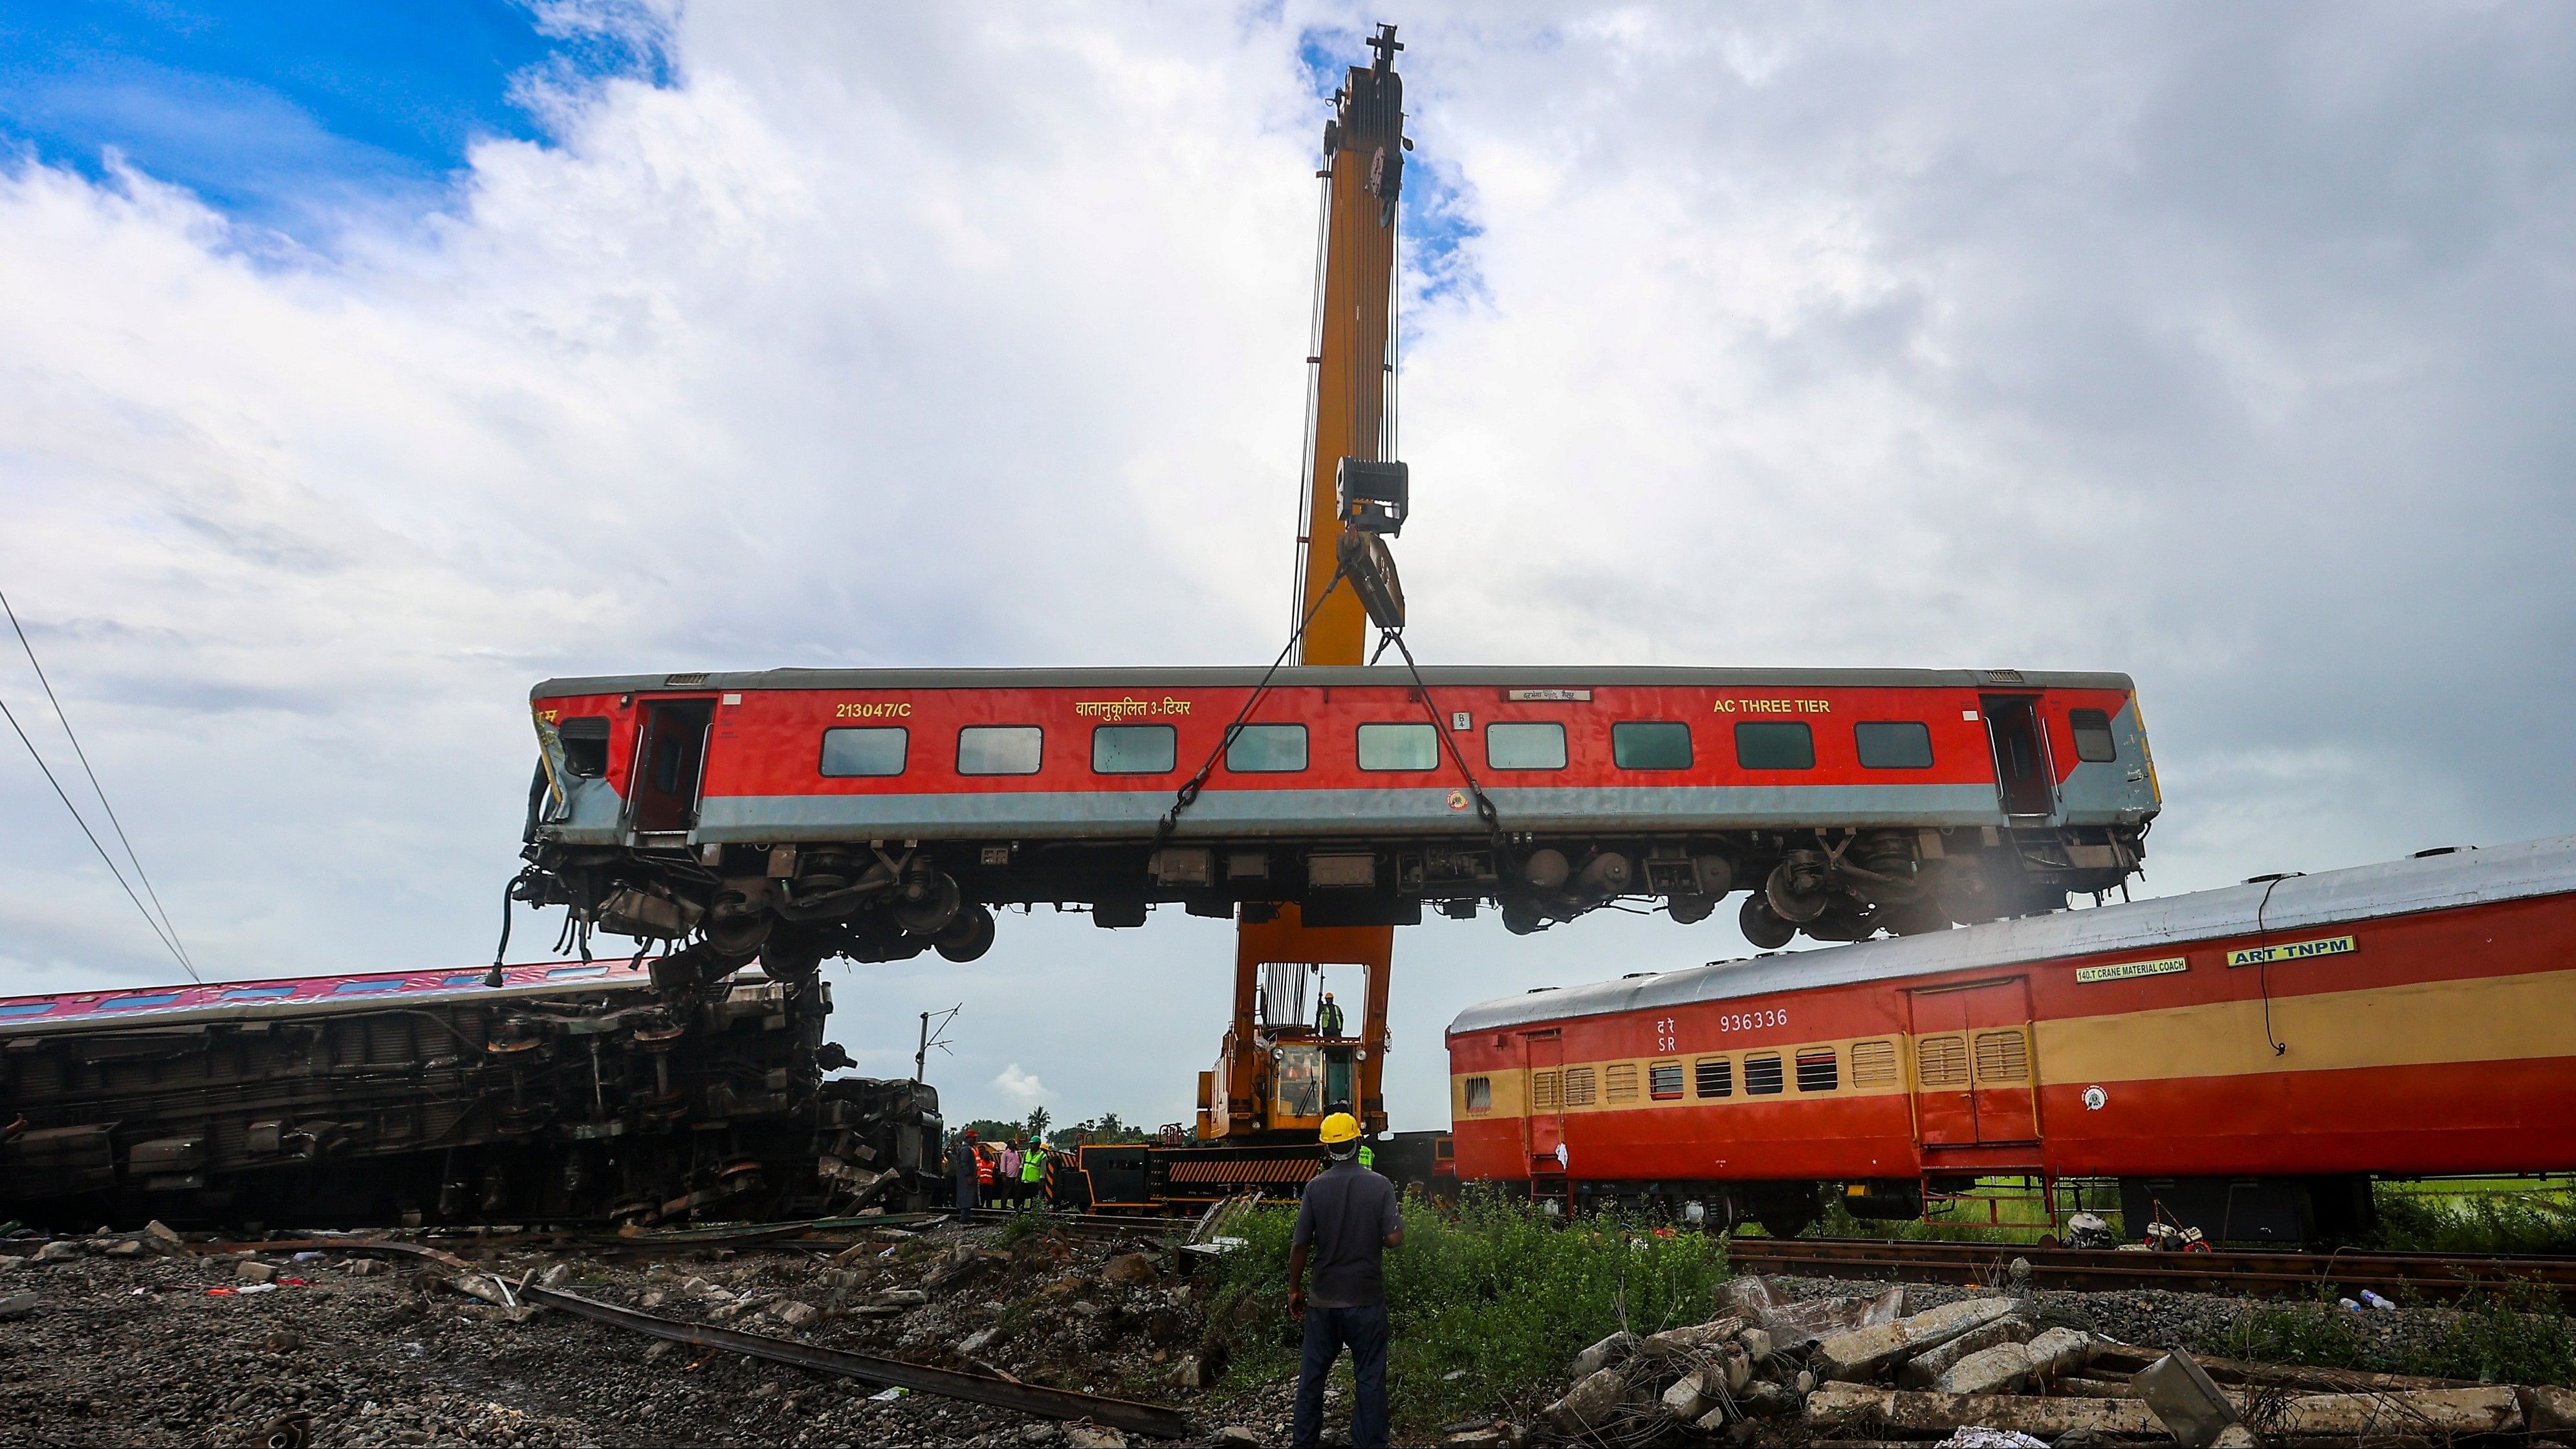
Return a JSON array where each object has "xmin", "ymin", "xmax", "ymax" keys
[{"xmin": 1319, "ymin": 1112, "xmax": 1361, "ymax": 1145}]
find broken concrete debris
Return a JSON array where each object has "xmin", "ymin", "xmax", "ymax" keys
[{"xmin": 1527, "ymin": 1277, "xmax": 2573, "ymax": 1449}]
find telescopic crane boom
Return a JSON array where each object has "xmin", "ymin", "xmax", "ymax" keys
[{"xmin": 1197, "ymin": 23, "xmax": 1411, "ymax": 1152}]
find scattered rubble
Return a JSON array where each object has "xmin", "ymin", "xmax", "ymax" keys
[
  {"xmin": 6, "ymin": 1221, "xmax": 2573, "ymax": 1448},
  {"xmin": 1525, "ymin": 1274, "xmax": 2575, "ymax": 1449}
]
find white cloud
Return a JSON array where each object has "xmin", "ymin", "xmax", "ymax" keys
[
  {"xmin": 990, "ymin": 1063, "xmax": 1050, "ymax": 1113},
  {"xmin": 3, "ymin": 4, "xmax": 2572, "ymax": 1131}
]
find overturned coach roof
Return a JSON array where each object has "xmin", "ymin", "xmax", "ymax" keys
[{"xmin": 1446, "ymin": 832, "xmax": 2576, "ymax": 1036}]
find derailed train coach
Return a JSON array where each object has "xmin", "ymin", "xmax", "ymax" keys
[
  {"xmin": 1446, "ymin": 834, "xmax": 2576, "ymax": 1245},
  {"xmin": 0, "ymin": 962, "xmax": 941, "ymax": 1231},
  {"xmin": 514, "ymin": 666, "xmax": 2159, "ymax": 990}
]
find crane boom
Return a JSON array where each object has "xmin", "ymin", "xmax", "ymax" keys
[{"xmin": 1203, "ymin": 24, "xmax": 1410, "ymax": 1149}]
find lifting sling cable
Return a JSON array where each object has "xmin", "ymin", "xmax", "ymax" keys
[
  {"xmin": 1154, "ymin": 564, "xmax": 1351, "ymax": 848},
  {"xmin": 1376, "ymin": 626, "xmax": 1505, "ymax": 847}
]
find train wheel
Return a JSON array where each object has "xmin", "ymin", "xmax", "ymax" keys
[
  {"xmin": 891, "ymin": 869, "xmax": 963, "ymax": 935},
  {"xmin": 934, "ymin": 904, "xmax": 996, "ymax": 962},
  {"xmin": 1757, "ymin": 1208, "xmax": 1817, "ymax": 1239},
  {"xmin": 1739, "ymin": 895, "xmax": 1796, "ymax": 950}
]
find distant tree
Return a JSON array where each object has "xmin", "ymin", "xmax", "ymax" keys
[
  {"xmin": 1049, "ymin": 1113, "xmax": 1150, "ymax": 1149},
  {"xmin": 1023, "ymin": 1106, "xmax": 1051, "ymax": 1142},
  {"xmin": 959, "ymin": 1118, "xmax": 1025, "ymax": 1142}
]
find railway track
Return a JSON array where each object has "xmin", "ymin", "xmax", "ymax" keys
[{"xmin": 1729, "ymin": 1236, "xmax": 2576, "ymax": 1305}]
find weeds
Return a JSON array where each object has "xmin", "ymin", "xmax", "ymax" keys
[
  {"xmin": 1205, "ymin": 1189, "xmax": 1730, "ymax": 1433},
  {"xmin": 2368, "ymin": 1187, "xmax": 2576, "ymax": 1256},
  {"xmin": 2220, "ymin": 1280, "xmax": 2576, "ymax": 1387}
]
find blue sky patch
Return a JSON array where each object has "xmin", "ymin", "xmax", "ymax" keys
[
  {"xmin": 0, "ymin": 0, "xmax": 662, "ymax": 243},
  {"xmin": 1294, "ymin": 25, "xmax": 1485, "ymax": 330}
]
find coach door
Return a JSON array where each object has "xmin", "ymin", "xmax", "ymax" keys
[
  {"xmin": 1980, "ymin": 695, "xmax": 2058, "ymax": 821},
  {"xmin": 628, "ymin": 697, "xmax": 715, "ymax": 842},
  {"xmin": 1907, "ymin": 979, "xmax": 2039, "ymax": 1147},
  {"xmin": 1520, "ymin": 1030, "xmax": 1567, "ymax": 1182}
]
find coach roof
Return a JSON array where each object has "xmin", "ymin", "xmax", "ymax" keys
[
  {"xmin": 533, "ymin": 664, "xmax": 2138, "ymax": 700},
  {"xmin": 1446, "ymin": 833, "xmax": 2576, "ymax": 1038}
]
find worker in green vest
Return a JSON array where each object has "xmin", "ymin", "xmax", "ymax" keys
[
  {"xmin": 1358, "ymin": 1139, "xmax": 1375, "ymax": 1170},
  {"xmin": 1316, "ymin": 991, "xmax": 1346, "ymax": 1037},
  {"xmin": 1021, "ymin": 1138, "xmax": 1047, "ymax": 1206}
]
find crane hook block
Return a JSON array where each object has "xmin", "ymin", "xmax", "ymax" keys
[
  {"xmin": 1338, "ymin": 526, "xmax": 1407, "ymax": 633},
  {"xmin": 1335, "ymin": 457, "xmax": 1408, "ymax": 536}
]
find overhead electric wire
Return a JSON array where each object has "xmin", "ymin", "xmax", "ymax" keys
[
  {"xmin": 0, "ymin": 688, "xmax": 199, "ymax": 981},
  {"xmin": 1, "ymin": 589, "xmax": 197, "ymax": 978}
]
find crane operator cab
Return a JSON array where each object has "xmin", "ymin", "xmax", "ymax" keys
[{"xmin": 1254, "ymin": 961, "xmax": 1367, "ymax": 1131}]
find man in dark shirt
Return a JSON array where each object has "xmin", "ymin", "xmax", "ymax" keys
[
  {"xmin": 951, "ymin": 1128, "xmax": 981, "ymax": 1212},
  {"xmin": 1288, "ymin": 1111, "xmax": 1401, "ymax": 1449}
]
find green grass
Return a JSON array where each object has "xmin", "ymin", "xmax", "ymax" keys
[
  {"xmin": 2222, "ymin": 1281, "xmax": 2576, "ymax": 1387},
  {"xmin": 1202, "ymin": 1189, "xmax": 1730, "ymax": 1433},
  {"xmin": 2366, "ymin": 1183, "xmax": 2576, "ymax": 1256}
]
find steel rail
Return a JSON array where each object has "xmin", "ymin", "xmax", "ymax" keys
[
  {"xmin": 1727, "ymin": 1236, "xmax": 2576, "ymax": 1304},
  {"xmin": 239, "ymin": 1237, "xmax": 1188, "ymax": 1439},
  {"xmin": 961, "ymin": 1208, "xmax": 1180, "ymax": 1239}
]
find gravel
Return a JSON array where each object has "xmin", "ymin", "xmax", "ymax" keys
[{"xmin": 0, "ymin": 1223, "xmax": 1280, "ymax": 1449}]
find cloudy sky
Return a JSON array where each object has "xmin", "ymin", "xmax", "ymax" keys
[{"xmin": 3, "ymin": 2, "xmax": 2570, "ymax": 1131}]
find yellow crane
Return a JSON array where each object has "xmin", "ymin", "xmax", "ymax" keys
[
  {"xmin": 1072, "ymin": 26, "xmax": 1418, "ymax": 1212},
  {"xmin": 1199, "ymin": 21, "xmax": 1410, "ymax": 1151}
]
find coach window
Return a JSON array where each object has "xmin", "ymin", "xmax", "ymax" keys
[
  {"xmin": 1357, "ymin": 722, "xmax": 1439, "ymax": 771},
  {"xmin": 1092, "ymin": 724, "xmax": 1176, "ymax": 774},
  {"xmin": 1854, "ymin": 721, "xmax": 1934, "ymax": 770},
  {"xmin": 1224, "ymin": 723, "xmax": 1307, "ymax": 773},
  {"xmin": 1463, "ymin": 1076, "xmax": 1492, "ymax": 1113},
  {"xmin": 1743, "ymin": 1053, "xmax": 1785, "ymax": 1095},
  {"xmin": 1795, "ymin": 1047, "xmax": 1840, "ymax": 1093},
  {"xmin": 820, "ymin": 726, "xmax": 908, "ymax": 778},
  {"xmin": 1694, "ymin": 1057, "xmax": 1733, "ymax": 1098},
  {"xmin": 1649, "ymin": 1061, "xmax": 1685, "ymax": 1100},
  {"xmin": 2069, "ymin": 708, "xmax": 2120, "ymax": 763},
  {"xmin": 1613, "ymin": 721, "xmax": 1693, "ymax": 770},
  {"xmin": 1486, "ymin": 721, "xmax": 1567, "ymax": 770},
  {"xmin": 957, "ymin": 725, "xmax": 1043, "ymax": 776},
  {"xmin": 559, "ymin": 717, "xmax": 611, "ymax": 778},
  {"xmin": 1734, "ymin": 721, "xmax": 1814, "ymax": 770}
]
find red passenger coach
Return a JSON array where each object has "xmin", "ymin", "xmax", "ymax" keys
[
  {"xmin": 516, "ymin": 666, "xmax": 2156, "ymax": 990},
  {"xmin": 1445, "ymin": 835, "xmax": 2576, "ymax": 1245}
]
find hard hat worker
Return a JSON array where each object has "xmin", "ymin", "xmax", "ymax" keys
[
  {"xmin": 1315, "ymin": 990, "xmax": 1346, "ymax": 1037},
  {"xmin": 1021, "ymin": 1137, "xmax": 1046, "ymax": 1205},
  {"xmin": 1288, "ymin": 1111, "xmax": 1401, "ymax": 1449}
]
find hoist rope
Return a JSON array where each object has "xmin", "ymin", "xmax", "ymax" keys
[
  {"xmin": 1155, "ymin": 565, "xmax": 1349, "ymax": 848},
  {"xmin": 1376, "ymin": 626, "xmax": 1505, "ymax": 847}
]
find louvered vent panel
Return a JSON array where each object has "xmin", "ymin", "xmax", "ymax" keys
[
  {"xmin": 1917, "ymin": 1035, "xmax": 1970, "ymax": 1087},
  {"xmin": 1850, "ymin": 1040, "xmax": 1900, "ymax": 1087},
  {"xmin": 1562, "ymin": 1067, "xmax": 1597, "ymax": 1107},
  {"xmin": 1604, "ymin": 1063, "xmax": 1638, "ymax": 1102},
  {"xmin": 1974, "ymin": 1031, "xmax": 2029, "ymax": 1083}
]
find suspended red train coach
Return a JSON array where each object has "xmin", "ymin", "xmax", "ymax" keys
[
  {"xmin": 514, "ymin": 666, "xmax": 2157, "ymax": 989},
  {"xmin": 1444, "ymin": 833, "xmax": 2576, "ymax": 1245}
]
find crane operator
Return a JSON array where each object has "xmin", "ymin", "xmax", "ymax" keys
[{"xmin": 1315, "ymin": 990, "xmax": 1346, "ymax": 1038}]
